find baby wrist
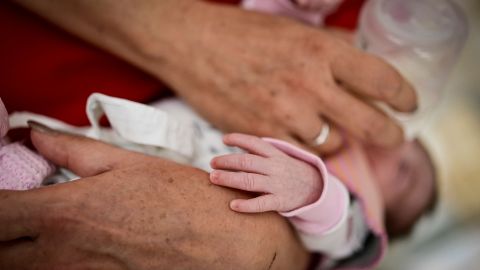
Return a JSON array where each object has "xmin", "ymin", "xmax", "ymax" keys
[
  {"xmin": 282, "ymin": 174, "xmax": 349, "ymax": 234},
  {"xmin": 261, "ymin": 137, "xmax": 349, "ymax": 234}
]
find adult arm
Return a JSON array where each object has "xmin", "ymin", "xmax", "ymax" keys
[
  {"xmin": 13, "ymin": 0, "xmax": 417, "ymax": 154},
  {"xmin": 0, "ymin": 125, "xmax": 309, "ymax": 269}
]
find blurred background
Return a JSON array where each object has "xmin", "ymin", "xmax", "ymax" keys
[{"xmin": 379, "ymin": 0, "xmax": 480, "ymax": 269}]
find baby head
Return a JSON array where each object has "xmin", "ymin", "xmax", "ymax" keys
[{"xmin": 365, "ymin": 139, "xmax": 438, "ymax": 239}]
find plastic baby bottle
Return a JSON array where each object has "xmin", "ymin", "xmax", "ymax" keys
[{"xmin": 357, "ymin": 0, "xmax": 468, "ymax": 138}]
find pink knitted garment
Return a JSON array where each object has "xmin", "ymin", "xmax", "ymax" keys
[
  {"xmin": 0, "ymin": 98, "xmax": 53, "ymax": 190},
  {"xmin": 242, "ymin": 0, "xmax": 343, "ymax": 26},
  {"xmin": 0, "ymin": 143, "xmax": 54, "ymax": 190}
]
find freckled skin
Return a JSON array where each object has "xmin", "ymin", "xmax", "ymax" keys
[
  {"xmin": 13, "ymin": 0, "xmax": 416, "ymax": 155},
  {"xmin": 0, "ymin": 131, "xmax": 309, "ymax": 270}
]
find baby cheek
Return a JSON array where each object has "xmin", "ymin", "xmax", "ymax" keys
[{"xmin": 371, "ymin": 156, "xmax": 399, "ymax": 184}]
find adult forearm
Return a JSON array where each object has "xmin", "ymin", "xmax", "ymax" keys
[
  {"xmin": 0, "ymin": 128, "xmax": 311, "ymax": 270},
  {"xmin": 13, "ymin": 0, "xmax": 417, "ymax": 157},
  {"xmin": 12, "ymin": 0, "xmax": 204, "ymax": 80}
]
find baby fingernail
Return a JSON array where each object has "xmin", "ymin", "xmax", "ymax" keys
[{"xmin": 210, "ymin": 170, "xmax": 218, "ymax": 181}]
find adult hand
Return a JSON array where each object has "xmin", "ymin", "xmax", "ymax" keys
[
  {"xmin": 13, "ymin": 0, "xmax": 417, "ymax": 154},
  {"xmin": 150, "ymin": 2, "xmax": 417, "ymax": 154},
  {"xmin": 0, "ymin": 125, "xmax": 308, "ymax": 270}
]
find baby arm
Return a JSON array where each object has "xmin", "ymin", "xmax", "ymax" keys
[
  {"xmin": 209, "ymin": 133, "xmax": 349, "ymax": 232},
  {"xmin": 209, "ymin": 134, "xmax": 369, "ymax": 260}
]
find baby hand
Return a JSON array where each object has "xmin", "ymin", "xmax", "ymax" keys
[{"xmin": 210, "ymin": 133, "xmax": 323, "ymax": 213}]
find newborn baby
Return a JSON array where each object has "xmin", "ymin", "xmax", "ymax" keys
[
  {"xmin": 210, "ymin": 133, "xmax": 436, "ymax": 240},
  {"xmin": 209, "ymin": 132, "xmax": 437, "ymax": 269}
]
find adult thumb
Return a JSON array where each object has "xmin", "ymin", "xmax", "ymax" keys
[{"xmin": 28, "ymin": 121, "xmax": 133, "ymax": 177}]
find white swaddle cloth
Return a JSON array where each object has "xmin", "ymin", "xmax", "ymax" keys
[{"xmin": 9, "ymin": 93, "xmax": 239, "ymax": 179}]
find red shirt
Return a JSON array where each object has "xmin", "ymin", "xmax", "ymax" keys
[{"xmin": 0, "ymin": 0, "xmax": 364, "ymax": 125}]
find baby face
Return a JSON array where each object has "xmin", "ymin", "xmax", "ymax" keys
[{"xmin": 365, "ymin": 139, "xmax": 436, "ymax": 236}]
